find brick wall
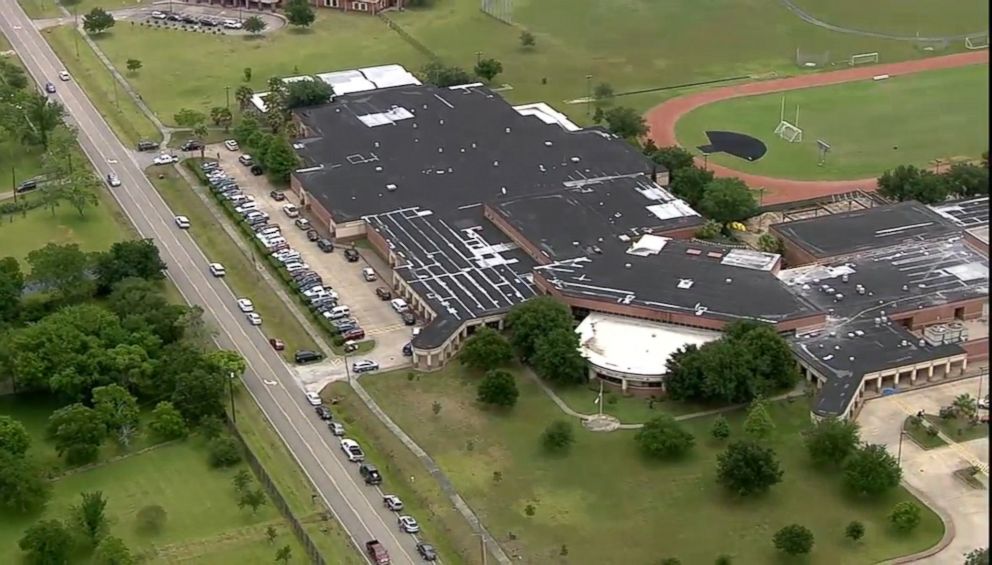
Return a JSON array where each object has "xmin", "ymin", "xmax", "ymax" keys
[{"xmin": 770, "ymin": 223, "xmax": 819, "ymax": 266}]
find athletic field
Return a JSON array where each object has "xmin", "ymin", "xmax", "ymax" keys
[{"xmin": 674, "ymin": 65, "xmax": 989, "ymax": 180}]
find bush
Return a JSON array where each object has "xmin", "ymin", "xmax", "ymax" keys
[
  {"xmin": 476, "ymin": 369, "xmax": 519, "ymax": 408},
  {"xmin": 207, "ymin": 435, "xmax": 243, "ymax": 468},
  {"xmin": 773, "ymin": 524, "xmax": 814, "ymax": 555},
  {"xmin": 889, "ymin": 501, "xmax": 921, "ymax": 533},
  {"xmin": 135, "ymin": 504, "xmax": 167, "ymax": 534},
  {"xmin": 541, "ymin": 420, "xmax": 574, "ymax": 454},
  {"xmin": 635, "ymin": 414, "xmax": 695, "ymax": 458}
]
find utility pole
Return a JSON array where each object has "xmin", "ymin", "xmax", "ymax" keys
[
  {"xmin": 896, "ymin": 429, "xmax": 906, "ymax": 466},
  {"xmin": 10, "ymin": 167, "xmax": 16, "ymax": 204},
  {"xmin": 480, "ymin": 536, "xmax": 487, "ymax": 565},
  {"xmin": 597, "ymin": 378, "xmax": 604, "ymax": 417},
  {"xmin": 344, "ymin": 353, "xmax": 352, "ymax": 385},
  {"xmin": 225, "ymin": 85, "xmax": 231, "ymax": 111},
  {"xmin": 475, "ymin": 51, "xmax": 482, "ymax": 65},
  {"xmin": 585, "ymin": 74, "xmax": 592, "ymax": 116},
  {"xmin": 229, "ymin": 372, "xmax": 237, "ymax": 423}
]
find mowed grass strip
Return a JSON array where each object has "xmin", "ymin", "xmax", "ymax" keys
[
  {"xmin": 788, "ymin": 0, "xmax": 988, "ymax": 37},
  {"xmin": 676, "ymin": 64, "xmax": 990, "ymax": 180},
  {"xmin": 360, "ymin": 365, "xmax": 944, "ymax": 564}
]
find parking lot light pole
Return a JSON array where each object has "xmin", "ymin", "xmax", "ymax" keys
[
  {"xmin": 228, "ymin": 372, "xmax": 237, "ymax": 423},
  {"xmin": 896, "ymin": 428, "xmax": 908, "ymax": 467},
  {"xmin": 344, "ymin": 354, "xmax": 352, "ymax": 385}
]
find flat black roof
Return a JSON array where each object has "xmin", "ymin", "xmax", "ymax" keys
[
  {"xmin": 772, "ymin": 201, "xmax": 958, "ymax": 259},
  {"xmin": 293, "ymin": 84, "xmax": 659, "ymax": 224},
  {"xmin": 930, "ymin": 197, "xmax": 989, "ymax": 228},
  {"xmin": 537, "ymin": 237, "xmax": 820, "ymax": 324}
]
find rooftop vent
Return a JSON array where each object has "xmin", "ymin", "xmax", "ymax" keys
[
  {"xmin": 624, "ymin": 263, "xmax": 632, "ymax": 269},
  {"xmin": 493, "ymin": 161, "xmax": 499, "ymax": 167},
  {"xmin": 677, "ymin": 279, "xmax": 694, "ymax": 289},
  {"xmin": 438, "ymin": 147, "xmax": 443, "ymax": 153},
  {"xmin": 500, "ymin": 187, "xmax": 507, "ymax": 195},
  {"xmin": 412, "ymin": 123, "xmax": 418, "ymax": 129},
  {"xmin": 471, "ymin": 142, "xmax": 477, "ymax": 149},
  {"xmin": 375, "ymin": 166, "xmax": 383, "ymax": 172},
  {"xmin": 439, "ymin": 119, "xmax": 444, "ymax": 125},
  {"xmin": 685, "ymin": 249, "xmax": 703, "ymax": 256},
  {"xmin": 386, "ymin": 184, "xmax": 397, "ymax": 192},
  {"xmin": 725, "ymin": 278, "xmax": 733, "ymax": 284},
  {"xmin": 841, "ymin": 274, "xmax": 849, "ymax": 283},
  {"xmin": 570, "ymin": 156, "xmax": 581, "ymax": 163},
  {"xmin": 706, "ymin": 252, "xmax": 723, "ymax": 259},
  {"xmin": 902, "ymin": 284, "xmax": 910, "ymax": 291},
  {"xmin": 544, "ymin": 141, "xmax": 553, "ymax": 147},
  {"xmin": 373, "ymin": 141, "xmax": 380, "ymax": 148},
  {"xmin": 505, "ymin": 127, "xmax": 511, "ymax": 134}
]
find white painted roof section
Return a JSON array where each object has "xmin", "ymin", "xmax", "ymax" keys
[
  {"xmin": 316, "ymin": 70, "xmax": 377, "ymax": 95},
  {"xmin": 626, "ymin": 234, "xmax": 670, "ymax": 256},
  {"xmin": 721, "ymin": 248, "xmax": 780, "ymax": 271},
  {"xmin": 513, "ymin": 102, "xmax": 581, "ymax": 132},
  {"xmin": 359, "ymin": 64, "xmax": 421, "ymax": 89},
  {"xmin": 281, "ymin": 75, "xmax": 315, "ymax": 84},
  {"xmin": 250, "ymin": 92, "xmax": 270, "ymax": 113},
  {"xmin": 647, "ymin": 200, "xmax": 699, "ymax": 220},
  {"xmin": 967, "ymin": 225, "xmax": 989, "ymax": 246},
  {"xmin": 357, "ymin": 106, "xmax": 415, "ymax": 127},
  {"xmin": 577, "ymin": 312, "xmax": 722, "ymax": 377},
  {"xmin": 946, "ymin": 261, "xmax": 989, "ymax": 282}
]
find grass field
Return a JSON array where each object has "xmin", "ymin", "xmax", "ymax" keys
[
  {"xmin": 789, "ymin": 0, "xmax": 988, "ymax": 37},
  {"xmin": 676, "ymin": 65, "xmax": 989, "ymax": 180},
  {"xmin": 903, "ymin": 416, "xmax": 948, "ymax": 450},
  {"xmin": 17, "ymin": 0, "xmax": 145, "ymax": 20},
  {"xmin": 358, "ymin": 365, "xmax": 944, "ymax": 564},
  {"xmin": 1, "ymin": 41, "xmax": 46, "ymax": 185}
]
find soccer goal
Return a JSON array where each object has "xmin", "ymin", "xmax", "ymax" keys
[
  {"xmin": 965, "ymin": 33, "xmax": 989, "ymax": 50},
  {"xmin": 775, "ymin": 121, "xmax": 803, "ymax": 143},
  {"xmin": 849, "ymin": 52, "xmax": 879, "ymax": 66}
]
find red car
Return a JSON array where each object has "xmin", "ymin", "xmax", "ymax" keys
[
  {"xmin": 365, "ymin": 540, "xmax": 390, "ymax": 565},
  {"xmin": 343, "ymin": 328, "xmax": 365, "ymax": 341},
  {"xmin": 269, "ymin": 338, "xmax": 285, "ymax": 351}
]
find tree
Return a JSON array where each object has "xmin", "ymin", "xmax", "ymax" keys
[
  {"xmin": 461, "ymin": 327, "xmax": 513, "ymax": 370},
  {"xmin": 757, "ymin": 233, "xmax": 784, "ymax": 254},
  {"xmin": 265, "ymin": 525, "xmax": 278, "ymax": 544},
  {"xmin": 844, "ymin": 443, "xmax": 901, "ymax": 496},
  {"xmin": 636, "ymin": 414, "xmax": 695, "ymax": 458},
  {"xmin": 743, "ymin": 398, "xmax": 775, "ymax": 440},
  {"xmin": 19, "ymin": 519, "xmax": 72, "ymax": 565},
  {"xmin": 888, "ymin": 501, "xmax": 921, "ymax": 533},
  {"xmin": 805, "ymin": 417, "xmax": 860, "ymax": 467},
  {"xmin": 0, "ymin": 59, "xmax": 29, "ymax": 89},
  {"xmin": 695, "ymin": 219, "xmax": 722, "ymax": 240},
  {"xmin": 150, "ymin": 402, "xmax": 188, "ymax": 441},
  {"xmin": 877, "ymin": 165, "xmax": 950, "ymax": 204},
  {"xmin": 233, "ymin": 115, "xmax": 261, "ymax": 147},
  {"xmin": 603, "ymin": 106, "xmax": 647, "ymax": 139},
  {"xmin": 650, "ymin": 146, "xmax": 695, "ymax": 173},
  {"xmin": 243, "ymin": 67, "xmax": 253, "ymax": 82},
  {"xmin": 233, "ymin": 469, "xmax": 252, "ymax": 493},
  {"xmin": 208, "ymin": 435, "xmax": 242, "ymax": 468},
  {"xmin": 24, "ymin": 92, "xmax": 65, "ymax": 149},
  {"xmin": 235, "ymin": 85, "xmax": 255, "ymax": 110},
  {"xmin": 506, "ymin": 296, "xmax": 574, "ymax": 359},
  {"xmin": 210, "ymin": 106, "xmax": 233, "ymax": 131},
  {"xmin": 125, "ymin": 59, "xmax": 141, "ymax": 74},
  {"xmin": 773, "ymin": 524, "xmax": 814, "ymax": 556},
  {"xmin": 275, "ymin": 544, "xmax": 293, "ymax": 564},
  {"xmin": 532, "ymin": 328, "xmax": 587, "ymax": 385},
  {"xmin": 0, "ymin": 450, "xmax": 51, "ymax": 513},
  {"xmin": 70, "ymin": 490, "xmax": 109, "ymax": 547},
  {"xmin": 0, "ymin": 415, "xmax": 30, "ymax": 456},
  {"xmin": 94, "ymin": 535, "xmax": 134, "ymax": 565},
  {"xmin": 431, "ymin": 400, "xmax": 442, "ymax": 416},
  {"xmin": 710, "ymin": 415, "xmax": 730, "ymax": 441},
  {"xmin": 474, "ymin": 58, "xmax": 503, "ymax": 83},
  {"xmin": 283, "ymin": 79, "xmax": 333, "ymax": 110},
  {"xmin": 592, "ymin": 82, "xmax": 615, "ymax": 109},
  {"xmin": 519, "ymin": 30, "xmax": 536, "ymax": 49},
  {"xmin": 47, "ymin": 403, "xmax": 106, "ymax": 465},
  {"xmin": 136, "ymin": 504, "xmax": 167, "ymax": 533},
  {"xmin": 172, "ymin": 369, "xmax": 227, "ymax": 422},
  {"xmin": 952, "ymin": 393, "xmax": 978, "ymax": 420},
  {"xmin": 60, "ymin": 169, "xmax": 101, "ymax": 218},
  {"xmin": 284, "ymin": 0, "xmax": 316, "ymax": 28},
  {"xmin": 714, "ymin": 555, "xmax": 732, "ymax": 565},
  {"xmin": 238, "ymin": 488, "xmax": 267, "ymax": 514},
  {"xmin": 845, "ymin": 520, "xmax": 865, "ymax": 542},
  {"xmin": 207, "ymin": 349, "xmax": 247, "ymax": 378},
  {"xmin": 943, "ymin": 163, "xmax": 988, "ymax": 197},
  {"xmin": 699, "ymin": 177, "xmax": 758, "ymax": 225},
  {"xmin": 243, "ymin": 15, "xmax": 267, "ymax": 36},
  {"xmin": 94, "ymin": 239, "xmax": 166, "ymax": 294},
  {"xmin": 108, "ymin": 277, "xmax": 187, "ymax": 345},
  {"xmin": 477, "ymin": 369, "xmax": 519, "ymax": 407},
  {"xmin": 716, "ymin": 440, "xmax": 784, "ymax": 496},
  {"xmin": 92, "ymin": 384, "xmax": 140, "ymax": 447},
  {"xmin": 541, "ymin": 420, "xmax": 574, "ymax": 453},
  {"xmin": 173, "ymin": 107, "xmax": 207, "ymax": 130},
  {"xmin": 83, "ymin": 8, "xmax": 116, "ymax": 34},
  {"xmin": 964, "ymin": 548, "xmax": 989, "ymax": 565},
  {"xmin": 262, "ymin": 135, "xmax": 299, "ymax": 183},
  {"xmin": 670, "ymin": 165, "xmax": 713, "ymax": 207},
  {"xmin": 0, "ymin": 256, "xmax": 24, "ymax": 323},
  {"xmin": 419, "ymin": 61, "xmax": 473, "ymax": 87}
]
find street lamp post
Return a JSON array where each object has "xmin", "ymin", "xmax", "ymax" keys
[
  {"xmin": 344, "ymin": 353, "xmax": 352, "ymax": 385},
  {"xmin": 475, "ymin": 51, "xmax": 482, "ymax": 65},
  {"xmin": 585, "ymin": 74, "xmax": 592, "ymax": 116},
  {"xmin": 225, "ymin": 85, "xmax": 231, "ymax": 111},
  {"xmin": 228, "ymin": 372, "xmax": 237, "ymax": 423},
  {"xmin": 896, "ymin": 429, "xmax": 908, "ymax": 466}
]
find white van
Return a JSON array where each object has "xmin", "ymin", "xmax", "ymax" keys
[
  {"xmin": 328, "ymin": 305, "xmax": 351, "ymax": 320},
  {"xmin": 362, "ymin": 267, "xmax": 377, "ymax": 282},
  {"xmin": 259, "ymin": 227, "xmax": 281, "ymax": 237},
  {"xmin": 282, "ymin": 203, "xmax": 300, "ymax": 218},
  {"xmin": 390, "ymin": 298, "xmax": 409, "ymax": 313}
]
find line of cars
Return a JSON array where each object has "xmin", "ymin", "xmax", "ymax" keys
[
  {"xmin": 304, "ymin": 392, "xmax": 437, "ymax": 562},
  {"xmin": 149, "ymin": 9, "xmax": 243, "ymax": 29}
]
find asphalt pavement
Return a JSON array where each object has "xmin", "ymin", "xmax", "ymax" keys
[{"xmin": 0, "ymin": 4, "xmax": 427, "ymax": 563}]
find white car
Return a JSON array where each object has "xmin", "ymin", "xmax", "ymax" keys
[
  {"xmin": 246, "ymin": 312, "xmax": 262, "ymax": 326},
  {"xmin": 58, "ymin": 70, "xmax": 70, "ymax": 81},
  {"xmin": 236, "ymin": 298, "xmax": 254, "ymax": 313},
  {"xmin": 282, "ymin": 203, "xmax": 300, "ymax": 218},
  {"xmin": 106, "ymin": 173, "xmax": 121, "ymax": 187},
  {"xmin": 397, "ymin": 515, "xmax": 420, "ymax": 534},
  {"xmin": 150, "ymin": 10, "xmax": 166, "ymax": 19},
  {"xmin": 383, "ymin": 495, "xmax": 404, "ymax": 512},
  {"xmin": 208, "ymin": 262, "xmax": 226, "ymax": 277},
  {"xmin": 285, "ymin": 262, "xmax": 309, "ymax": 273},
  {"xmin": 153, "ymin": 154, "xmax": 179, "ymax": 165},
  {"xmin": 305, "ymin": 391, "xmax": 322, "ymax": 406},
  {"xmin": 980, "ymin": 397, "xmax": 990, "ymax": 410},
  {"xmin": 224, "ymin": 139, "xmax": 239, "ymax": 151},
  {"xmin": 340, "ymin": 438, "xmax": 364, "ymax": 462},
  {"xmin": 223, "ymin": 19, "xmax": 242, "ymax": 29},
  {"xmin": 174, "ymin": 215, "xmax": 191, "ymax": 229}
]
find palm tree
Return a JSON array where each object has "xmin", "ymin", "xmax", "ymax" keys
[
  {"xmin": 234, "ymin": 85, "xmax": 254, "ymax": 110},
  {"xmin": 952, "ymin": 394, "xmax": 977, "ymax": 420}
]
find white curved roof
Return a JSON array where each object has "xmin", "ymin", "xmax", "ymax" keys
[{"xmin": 577, "ymin": 312, "xmax": 721, "ymax": 377}]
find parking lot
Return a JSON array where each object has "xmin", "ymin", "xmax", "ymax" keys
[
  {"xmin": 205, "ymin": 143, "xmax": 415, "ymax": 378},
  {"xmin": 858, "ymin": 372, "xmax": 989, "ymax": 563},
  {"xmin": 131, "ymin": 4, "xmax": 285, "ymax": 35}
]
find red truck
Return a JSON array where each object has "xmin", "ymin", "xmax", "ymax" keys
[{"xmin": 366, "ymin": 540, "xmax": 390, "ymax": 565}]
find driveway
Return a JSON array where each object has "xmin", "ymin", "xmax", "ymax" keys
[
  {"xmin": 208, "ymin": 146, "xmax": 414, "ymax": 378},
  {"xmin": 34, "ymin": 2, "xmax": 286, "ymax": 35},
  {"xmin": 858, "ymin": 374, "xmax": 990, "ymax": 564}
]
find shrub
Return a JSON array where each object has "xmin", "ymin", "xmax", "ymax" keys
[
  {"xmin": 136, "ymin": 504, "xmax": 167, "ymax": 534},
  {"xmin": 207, "ymin": 435, "xmax": 243, "ymax": 468},
  {"xmin": 541, "ymin": 420, "xmax": 574, "ymax": 454}
]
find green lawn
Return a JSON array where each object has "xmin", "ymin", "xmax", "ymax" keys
[
  {"xmin": 789, "ymin": 0, "xmax": 988, "ymax": 37},
  {"xmin": 676, "ymin": 64, "xmax": 989, "ymax": 180},
  {"xmin": 147, "ymin": 166, "xmax": 319, "ymax": 360},
  {"xmin": 359, "ymin": 365, "xmax": 944, "ymax": 564},
  {"xmin": 18, "ymin": 0, "xmax": 149, "ymax": 20},
  {"xmin": 925, "ymin": 414, "xmax": 990, "ymax": 443},
  {"xmin": 552, "ymin": 381, "xmax": 713, "ymax": 424},
  {"xmin": 903, "ymin": 416, "xmax": 948, "ymax": 450},
  {"xmin": 1, "ymin": 44, "xmax": 46, "ymax": 185}
]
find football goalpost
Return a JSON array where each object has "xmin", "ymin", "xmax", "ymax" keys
[
  {"xmin": 965, "ymin": 33, "xmax": 989, "ymax": 50},
  {"xmin": 849, "ymin": 52, "xmax": 879, "ymax": 66},
  {"xmin": 774, "ymin": 97, "xmax": 803, "ymax": 143}
]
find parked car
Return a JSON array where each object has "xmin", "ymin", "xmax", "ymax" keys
[
  {"xmin": 15, "ymin": 179, "xmax": 38, "ymax": 193},
  {"xmin": 315, "ymin": 405, "xmax": 332, "ymax": 420},
  {"xmin": 150, "ymin": 10, "xmax": 167, "ymax": 19},
  {"xmin": 137, "ymin": 140, "xmax": 160, "ymax": 151},
  {"xmin": 401, "ymin": 312, "xmax": 416, "ymax": 326},
  {"xmin": 362, "ymin": 267, "xmax": 377, "ymax": 282},
  {"xmin": 236, "ymin": 298, "xmax": 254, "ymax": 313},
  {"xmin": 317, "ymin": 238, "xmax": 334, "ymax": 253},
  {"xmin": 383, "ymin": 495, "xmax": 403, "ymax": 512},
  {"xmin": 295, "ymin": 218, "xmax": 311, "ymax": 230},
  {"xmin": 250, "ymin": 164, "xmax": 264, "ymax": 176},
  {"xmin": 328, "ymin": 421, "xmax": 345, "ymax": 436},
  {"xmin": 174, "ymin": 215, "xmax": 191, "ymax": 229},
  {"xmin": 106, "ymin": 173, "xmax": 121, "ymax": 187},
  {"xmin": 359, "ymin": 463, "xmax": 382, "ymax": 485},
  {"xmin": 416, "ymin": 543, "xmax": 437, "ymax": 562},
  {"xmin": 294, "ymin": 350, "xmax": 324, "ymax": 364},
  {"xmin": 269, "ymin": 338, "xmax": 285, "ymax": 351},
  {"xmin": 246, "ymin": 312, "xmax": 262, "ymax": 326},
  {"xmin": 397, "ymin": 515, "xmax": 420, "ymax": 534},
  {"xmin": 340, "ymin": 438, "xmax": 364, "ymax": 462},
  {"xmin": 270, "ymin": 190, "xmax": 286, "ymax": 201},
  {"xmin": 344, "ymin": 248, "xmax": 360, "ymax": 262},
  {"xmin": 390, "ymin": 298, "xmax": 409, "ymax": 313},
  {"xmin": 238, "ymin": 154, "xmax": 253, "ymax": 166},
  {"xmin": 343, "ymin": 340, "xmax": 359, "ymax": 353},
  {"xmin": 153, "ymin": 154, "xmax": 179, "ymax": 165},
  {"xmin": 180, "ymin": 139, "xmax": 203, "ymax": 151},
  {"xmin": 223, "ymin": 19, "xmax": 243, "ymax": 29},
  {"xmin": 201, "ymin": 161, "xmax": 220, "ymax": 172},
  {"xmin": 402, "ymin": 343, "xmax": 413, "ymax": 357},
  {"xmin": 304, "ymin": 391, "xmax": 322, "ymax": 406},
  {"xmin": 980, "ymin": 396, "xmax": 990, "ymax": 410},
  {"xmin": 307, "ymin": 229, "xmax": 320, "ymax": 242},
  {"xmin": 282, "ymin": 203, "xmax": 300, "ymax": 218},
  {"xmin": 365, "ymin": 540, "xmax": 390, "ymax": 565},
  {"xmin": 332, "ymin": 318, "xmax": 358, "ymax": 332},
  {"xmin": 375, "ymin": 287, "xmax": 392, "ymax": 301},
  {"xmin": 208, "ymin": 263, "xmax": 226, "ymax": 277},
  {"xmin": 352, "ymin": 359, "xmax": 378, "ymax": 374},
  {"xmin": 224, "ymin": 139, "xmax": 239, "ymax": 151}
]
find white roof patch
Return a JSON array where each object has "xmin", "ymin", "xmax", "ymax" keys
[
  {"xmin": 513, "ymin": 102, "xmax": 581, "ymax": 132},
  {"xmin": 626, "ymin": 234, "xmax": 670, "ymax": 256}
]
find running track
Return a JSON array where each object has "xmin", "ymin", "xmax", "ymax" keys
[{"xmin": 645, "ymin": 50, "xmax": 989, "ymax": 206}]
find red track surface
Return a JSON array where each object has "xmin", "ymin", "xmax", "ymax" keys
[{"xmin": 645, "ymin": 51, "xmax": 989, "ymax": 206}]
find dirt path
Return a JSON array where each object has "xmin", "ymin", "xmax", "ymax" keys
[{"xmin": 644, "ymin": 50, "xmax": 989, "ymax": 206}]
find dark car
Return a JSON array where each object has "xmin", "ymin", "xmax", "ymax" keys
[
  {"xmin": 315, "ymin": 405, "xmax": 332, "ymax": 420},
  {"xmin": 317, "ymin": 239, "xmax": 334, "ymax": 253},
  {"xmin": 250, "ymin": 164, "xmax": 264, "ymax": 176},
  {"xmin": 269, "ymin": 190, "xmax": 286, "ymax": 201},
  {"xmin": 44, "ymin": 82, "xmax": 56, "ymax": 94},
  {"xmin": 137, "ymin": 139, "xmax": 160, "ymax": 151},
  {"xmin": 359, "ymin": 463, "xmax": 382, "ymax": 485},
  {"xmin": 15, "ymin": 179, "xmax": 39, "ymax": 193},
  {"xmin": 307, "ymin": 229, "xmax": 320, "ymax": 242},
  {"xmin": 375, "ymin": 287, "xmax": 392, "ymax": 301},
  {"xmin": 401, "ymin": 312, "xmax": 416, "ymax": 326},
  {"xmin": 365, "ymin": 540, "xmax": 390, "ymax": 565},
  {"xmin": 180, "ymin": 139, "xmax": 203, "ymax": 151},
  {"xmin": 269, "ymin": 338, "xmax": 285, "ymax": 351},
  {"xmin": 402, "ymin": 343, "xmax": 413, "ymax": 357},
  {"xmin": 416, "ymin": 543, "xmax": 437, "ymax": 561},
  {"xmin": 294, "ymin": 350, "xmax": 324, "ymax": 365},
  {"xmin": 344, "ymin": 248, "xmax": 360, "ymax": 262},
  {"xmin": 166, "ymin": 12, "xmax": 182, "ymax": 21},
  {"xmin": 332, "ymin": 319, "xmax": 358, "ymax": 332},
  {"xmin": 181, "ymin": 15, "xmax": 198, "ymax": 24}
]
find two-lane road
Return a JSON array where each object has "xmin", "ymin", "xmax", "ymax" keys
[{"xmin": 0, "ymin": 5, "xmax": 425, "ymax": 564}]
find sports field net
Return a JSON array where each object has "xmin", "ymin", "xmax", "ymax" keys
[
  {"xmin": 480, "ymin": 0, "xmax": 513, "ymax": 24},
  {"xmin": 849, "ymin": 52, "xmax": 879, "ymax": 66},
  {"xmin": 965, "ymin": 33, "xmax": 989, "ymax": 50},
  {"xmin": 775, "ymin": 120, "xmax": 803, "ymax": 143},
  {"xmin": 795, "ymin": 49, "xmax": 830, "ymax": 68}
]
